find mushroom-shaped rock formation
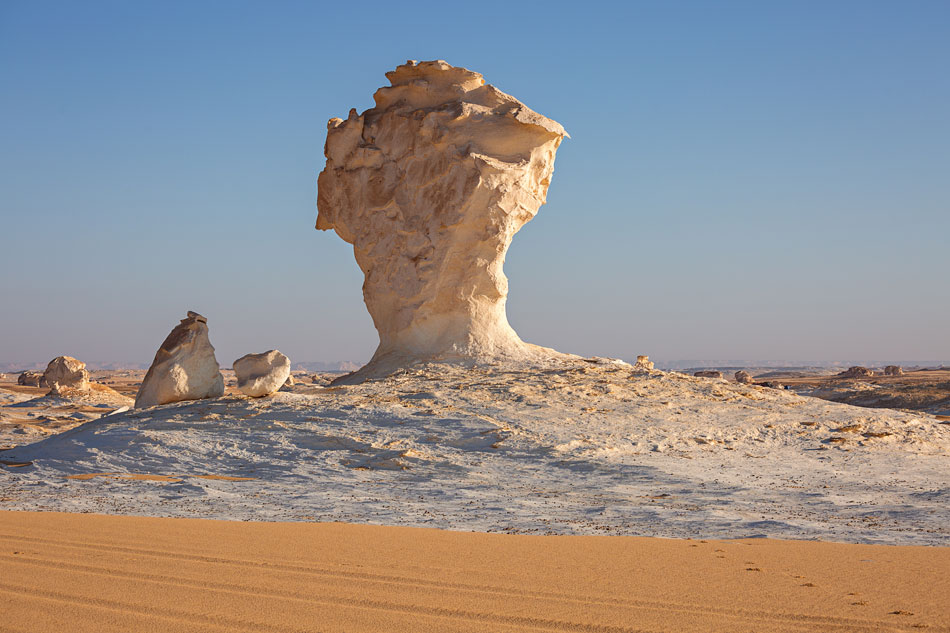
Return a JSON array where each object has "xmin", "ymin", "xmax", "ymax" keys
[
  {"xmin": 317, "ymin": 60, "xmax": 569, "ymax": 382},
  {"xmin": 633, "ymin": 356, "xmax": 655, "ymax": 371},
  {"xmin": 233, "ymin": 350, "xmax": 291, "ymax": 398},
  {"xmin": 43, "ymin": 356, "xmax": 90, "ymax": 392},
  {"xmin": 135, "ymin": 311, "xmax": 225, "ymax": 408}
]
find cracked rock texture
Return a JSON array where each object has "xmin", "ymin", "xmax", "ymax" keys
[{"xmin": 317, "ymin": 60, "xmax": 569, "ymax": 381}]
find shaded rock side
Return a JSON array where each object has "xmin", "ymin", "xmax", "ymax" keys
[
  {"xmin": 317, "ymin": 60, "xmax": 569, "ymax": 380},
  {"xmin": 135, "ymin": 311, "xmax": 225, "ymax": 408},
  {"xmin": 43, "ymin": 356, "xmax": 89, "ymax": 392},
  {"xmin": 884, "ymin": 365, "xmax": 904, "ymax": 376},
  {"xmin": 694, "ymin": 370, "xmax": 723, "ymax": 379},
  {"xmin": 17, "ymin": 371, "xmax": 47, "ymax": 387},
  {"xmin": 233, "ymin": 350, "xmax": 291, "ymax": 398}
]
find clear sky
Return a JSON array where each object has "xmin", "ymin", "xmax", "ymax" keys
[{"xmin": 1, "ymin": 0, "xmax": 948, "ymax": 367}]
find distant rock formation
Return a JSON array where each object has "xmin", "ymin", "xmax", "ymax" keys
[
  {"xmin": 17, "ymin": 371, "xmax": 46, "ymax": 387},
  {"xmin": 135, "ymin": 311, "xmax": 225, "ymax": 408},
  {"xmin": 43, "ymin": 356, "xmax": 89, "ymax": 392},
  {"xmin": 735, "ymin": 370, "xmax": 754, "ymax": 384},
  {"xmin": 837, "ymin": 366, "xmax": 874, "ymax": 379},
  {"xmin": 631, "ymin": 356, "xmax": 654, "ymax": 371},
  {"xmin": 694, "ymin": 370, "xmax": 723, "ymax": 379},
  {"xmin": 317, "ymin": 60, "xmax": 569, "ymax": 381},
  {"xmin": 884, "ymin": 365, "xmax": 904, "ymax": 376},
  {"xmin": 233, "ymin": 350, "xmax": 291, "ymax": 398}
]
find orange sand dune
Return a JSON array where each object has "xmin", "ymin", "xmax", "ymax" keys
[{"xmin": 0, "ymin": 511, "xmax": 947, "ymax": 632}]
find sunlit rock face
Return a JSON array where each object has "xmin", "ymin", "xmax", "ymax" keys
[
  {"xmin": 135, "ymin": 311, "xmax": 225, "ymax": 408},
  {"xmin": 317, "ymin": 60, "xmax": 568, "ymax": 380},
  {"xmin": 43, "ymin": 356, "xmax": 89, "ymax": 392}
]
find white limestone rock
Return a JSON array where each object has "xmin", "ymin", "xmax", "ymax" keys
[
  {"xmin": 317, "ymin": 60, "xmax": 570, "ymax": 381},
  {"xmin": 233, "ymin": 350, "xmax": 291, "ymax": 398},
  {"xmin": 17, "ymin": 371, "xmax": 47, "ymax": 387},
  {"xmin": 633, "ymin": 355, "xmax": 655, "ymax": 371},
  {"xmin": 43, "ymin": 356, "xmax": 89, "ymax": 391},
  {"xmin": 838, "ymin": 366, "xmax": 874, "ymax": 378},
  {"xmin": 734, "ymin": 370, "xmax": 755, "ymax": 384},
  {"xmin": 135, "ymin": 311, "xmax": 225, "ymax": 408}
]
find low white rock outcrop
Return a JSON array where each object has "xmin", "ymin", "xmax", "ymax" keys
[
  {"xmin": 135, "ymin": 311, "xmax": 225, "ymax": 408},
  {"xmin": 17, "ymin": 371, "xmax": 46, "ymax": 387},
  {"xmin": 317, "ymin": 60, "xmax": 569, "ymax": 380},
  {"xmin": 233, "ymin": 350, "xmax": 291, "ymax": 398}
]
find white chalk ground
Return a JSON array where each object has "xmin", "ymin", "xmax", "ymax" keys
[{"xmin": 2, "ymin": 358, "xmax": 948, "ymax": 545}]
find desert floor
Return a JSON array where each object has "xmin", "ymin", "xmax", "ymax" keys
[{"xmin": 0, "ymin": 510, "xmax": 946, "ymax": 633}]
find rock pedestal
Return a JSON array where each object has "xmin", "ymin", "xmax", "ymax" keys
[
  {"xmin": 317, "ymin": 60, "xmax": 569, "ymax": 380},
  {"xmin": 135, "ymin": 311, "xmax": 225, "ymax": 408},
  {"xmin": 633, "ymin": 356, "xmax": 655, "ymax": 371},
  {"xmin": 233, "ymin": 350, "xmax": 291, "ymax": 398}
]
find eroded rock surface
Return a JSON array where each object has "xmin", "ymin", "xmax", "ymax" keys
[
  {"xmin": 694, "ymin": 370, "xmax": 723, "ymax": 379},
  {"xmin": 735, "ymin": 370, "xmax": 754, "ymax": 384},
  {"xmin": 633, "ymin": 356, "xmax": 655, "ymax": 371},
  {"xmin": 43, "ymin": 356, "xmax": 89, "ymax": 392},
  {"xmin": 838, "ymin": 366, "xmax": 875, "ymax": 379},
  {"xmin": 135, "ymin": 311, "xmax": 224, "ymax": 408},
  {"xmin": 885, "ymin": 365, "xmax": 904, "ymax": 376},
  {"xmin": 17, "ymin": 372, "xmax": 46, "ymax": 387},
  {"xmin": 317, "ymin": 60, "xmax": 569, "ymax": 381},
  {"xmin": 233, "ymin": 350, "xmax": 291, "ymax": 398}
]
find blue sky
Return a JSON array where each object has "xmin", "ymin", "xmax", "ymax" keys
[{"xmin": 1, "ymin": 0, "xmax": 948, "ymax": 366}]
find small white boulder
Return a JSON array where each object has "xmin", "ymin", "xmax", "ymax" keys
[{"xmin": 233, "ymin": 350, "xmax": 291, "ymax": 398}]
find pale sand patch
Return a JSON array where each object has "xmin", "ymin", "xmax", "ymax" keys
[{"xmin": 0, "ymin": 511, "xmax": 946, "ymax": 633}]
